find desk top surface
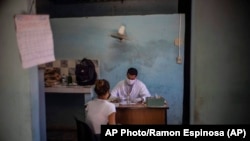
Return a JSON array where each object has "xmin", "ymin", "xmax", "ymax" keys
[{"xmin": 115, "ymin": 103, "xmax": 169, "ymax": 109}]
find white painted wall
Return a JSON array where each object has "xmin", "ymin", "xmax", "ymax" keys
[{"xmin": 0, "ymin": 0, "xmax": 41, "ymax": 141}]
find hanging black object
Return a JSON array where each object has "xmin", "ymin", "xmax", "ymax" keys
[{"xmin": 75, "ymin": 58, "xmax": 97, "ymax": 86}]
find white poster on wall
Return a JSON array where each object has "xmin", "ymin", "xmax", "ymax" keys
[{"xmin": 14, "ymin": 14, "xmax": 55, "ymax": 69}]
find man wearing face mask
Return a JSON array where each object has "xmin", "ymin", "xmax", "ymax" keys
[{"xmin": 110, "ymin": 67, "xmax": 151, "ymax": 103}]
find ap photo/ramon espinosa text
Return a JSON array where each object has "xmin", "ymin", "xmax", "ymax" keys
[{"xmin": 101, "ymin": 125, "xmax": 249, "ymax": 140}]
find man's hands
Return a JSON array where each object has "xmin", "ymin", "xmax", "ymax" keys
[
  {"xmin": 131, "ymin": 97, "xmax": 143, "ymax": 103},
  {"xmin": 109, "ymin": 97, "xmax": 144, "ymax": 103}
]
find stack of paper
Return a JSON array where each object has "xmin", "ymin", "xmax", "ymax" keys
[{"xmin": 14, "ymin": 14, "xmax": 55, "ymax": 69}]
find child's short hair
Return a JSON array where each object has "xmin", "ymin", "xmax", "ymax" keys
[{"xmin": 94, "ymin": 79, "xmax": 110, "ymax": 96}]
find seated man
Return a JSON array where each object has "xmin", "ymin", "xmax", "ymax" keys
[{"xmin": 110, "ymin": 67, "xmax": 151, "ymax": 103}]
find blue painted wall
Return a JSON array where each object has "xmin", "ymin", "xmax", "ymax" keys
[{"xmin": 51, "ymin": 14, "xmax": 185, "ymax": 124}]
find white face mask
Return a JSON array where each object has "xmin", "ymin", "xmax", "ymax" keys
[{"xmin": 126, "ymin": 78, "xmax": 136, "ymax": 85}]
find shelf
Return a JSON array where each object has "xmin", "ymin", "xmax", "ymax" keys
[{"xmin": 45, "ymin": 85, "xmax": 92, "ymax": 94}]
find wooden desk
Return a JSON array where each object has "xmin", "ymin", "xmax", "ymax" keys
[{"xmin": 116, "ymin": 103, "xmax": 169, "ymax": 125}]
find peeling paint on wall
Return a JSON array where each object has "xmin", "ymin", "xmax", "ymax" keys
[{"xmin": 51, "ymin": 14, "xmax": 185, "ymax": 124}]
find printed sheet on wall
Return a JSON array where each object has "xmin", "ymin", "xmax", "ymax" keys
[{"xmin": 14, "ymin": 14, "xmax": 55, "ymax": 69}]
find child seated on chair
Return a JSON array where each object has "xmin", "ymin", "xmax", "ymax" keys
[{"xmin": 85, "ymin": 79, "xmax": 116, "ymax": 140}]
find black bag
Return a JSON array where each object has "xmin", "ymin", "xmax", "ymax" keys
[{"xmin": 75, "ymin": 58, "xmax": 97, "ymax": 86}]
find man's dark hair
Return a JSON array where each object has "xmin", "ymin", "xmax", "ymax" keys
[{"xmin": 127, "ymin": 67, "xmax": 138, "ymax": 76}]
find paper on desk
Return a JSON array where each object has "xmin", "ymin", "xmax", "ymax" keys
[{"xmin": 14, "ymin": 14, "xmax": 55, "ymax": 69}]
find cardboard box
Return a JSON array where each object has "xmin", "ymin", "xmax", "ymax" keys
[{"xmin": 146, "ymin": 96, "xmax": 165, "ymax": 107}]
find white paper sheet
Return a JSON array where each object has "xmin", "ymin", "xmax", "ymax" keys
[{"xmin": 14, "ymin": 14, "xmax": 55, "ymax": 69}]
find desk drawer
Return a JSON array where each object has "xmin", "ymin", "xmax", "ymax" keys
[{"xmin": 116, "ymin": 108, "xmax": 167, "ymax": 125}]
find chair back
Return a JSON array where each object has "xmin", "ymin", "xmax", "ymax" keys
[{"xmin": 74, "ymin": 117, "xmax": 96, "ymax": 141}]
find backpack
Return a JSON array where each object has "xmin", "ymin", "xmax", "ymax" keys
[{"xmin": 75, "ymin": 58, "xmax": 97, "ymax": 86}]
